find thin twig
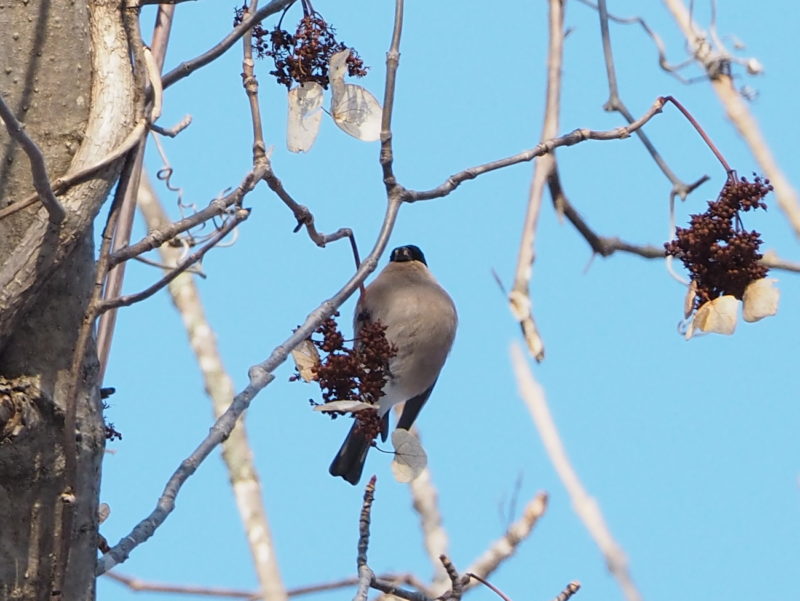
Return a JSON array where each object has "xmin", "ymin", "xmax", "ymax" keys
[
  {"xmin": 241, "ymin": 2, "xmax": 268, "ymax": 166},
  {"xmin": 106, "ymin": 570, "xmax": 426, "ymax": 599},
  {"xmin": 150, "ymin": 115, "xmax": 192, "ymax": 137},
  {"xmin": 550, "ymin": 582, "xmax": 581, "ymax": 601},
  {"xmin": 97, "ymin": 209, "xmax": 249, "ymax": 314},
  {"xmin": 0, "ymin": 95, "xmax": 65, "ymax": 223},
  {"xmin": 161, "ymin": 0, "xmax": 297, "ymax": 90},
  {"xmin": 511, "ymin": 344, "xmax": 643, "ymax": 601},
  {"xmin": 109, "ymin": 169, "xmax": 260, "ymax": 266},
  {"xmin": 465, "ymin": 573, "xmax": 512, "ymax": 601},
  {"xmin": 548, "ymin": 170, "xmax": 664, "ymax": 259},
  {"xmin": 596, "ymin": 0, "xmax": 707, "ymax": 199},
  {"xmin": 354, "ymin": 476, "xmax": 377, "ymax": 601},
  {"xmin": 661, "ymin": 0, "xmax": 800, "ymax": 236},
  {"xmin": 378, "ymin": 0, "xmax": 405, "ymax": 191},
  {"xmin": 406, "ymin": 96, "xmax": 669, "ymax": 202},
  {"xmin": 438, "ymin": 555, "xmax": 465, "ymax": 601},
  {"xmin": 261, "ymin": 163, "xmax": 356, "ymax": 248},
  {"xmin": 462, "ymin": 492, "xmax": 548, "ymax": 583},
  {"xmin": 662, "ymin": 95, "xmax": 731, "ymax": 172}
]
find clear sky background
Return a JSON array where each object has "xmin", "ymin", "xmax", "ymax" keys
[{"xmin": 97, "ymin": 2, "xmax": 799, "ymax": 601}]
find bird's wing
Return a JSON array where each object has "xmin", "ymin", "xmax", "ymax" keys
[{"xmin": 396, "ymin": 380, "xmax": 437, "ymax": 431}]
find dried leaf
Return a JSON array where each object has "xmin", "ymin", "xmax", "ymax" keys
[
  {"xmin": 328, "ymin": 49, "xmax": 381, "ymax": 141},
  {"xmin": 742, "ymin": 278, "xmax": 779, "ymax": 322},
  {"xmin": 331, "ymin": 85, "xmax": 382, "ymax": 141},
  {"xmin": 328, "ymin": 49, "xmax": 349, "ymax": 97},
  {"xmin": 683, "ymin": 280, "xmax": 698, "ymax": 319},
  {"xmin": 287, "ymin": 82, "xmax": 324, "ymax": 152},
  {"xmin": 687, "ymin": 295, "xmax": 739, "ymax": 339},
  {"xmin": 291, "ymin": 339, "xmax": 320, "ymax": 382},
  {"xmin": 390, "ymin": 429, "xmax": 427, "ymax": 483},
  {"xmin": 313, "ymin": 400, "xmax": 375, "ymax": 413}
]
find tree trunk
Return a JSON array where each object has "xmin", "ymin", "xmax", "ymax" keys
[{"xmin": 0, "ymin": 1, "xmax": 135, "ymax": 598}]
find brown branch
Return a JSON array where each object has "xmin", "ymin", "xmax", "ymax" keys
[
  {"xmin": 0, "ymin": 119, "xmax": 146, "ymax": 221},
  {"xmin": 97, "ymin": 195, "xmax": 402, "ymax": 573},
  {"xmin": 438, "ymin": 555, "xmax": 465, "ymax": 601},
  {"xmin": 96, "ymin": 4, "xmax": 175, "ymax": 380},
  {"xmin": 150, "ymin": 114, "xmax": 192, "ymax": 137},
  {"xmin": 550, "ymin": 582, "xmax": 581, "ymax": 601},
  {"xmin": 406, "ymin": 96, "xmax": 668, "ymax": 202},
  {"xmin": 463, "ymin": 492, "xmax": 548, "ymax": 583},
  {"xmin": 548, "ymin": 170, "xmax": 664, "ymax": 259},
  {"xmin": 241, "ymin": 2, "xmax": 267, "ymax": 166},
  {"xmin": 97, "ymin": 209, "xmax": 248, "ymax": 314},
  {"xmin": 509, "ymin": 0, "xmax": 565, "ymax": 363},
  {"xmin": 161, "ymin": 0, "xmax": 296, "ymax": 90},
  {"xmin": 137, "ymin": 173, "xmax": 286, "ymax": 601},
  {"xmin": 0, "ymin": 94, "xmax": 65, "ymax": 223},
  {"xmin": 596, "ymin": 0, "xmax": 707, "ymax": 199},
  {"xmin": 511, "ymin": 345, "xmax": 643, "ymax": 601},
  {"xmin": 106, "ymin": 570, "xmax": 427, "ymax": 599},
  {"xmin": 379, "ymin": 0, "xmax": 405, "ymax": 191},
  {"xmin": 138, "ymin": 0, "xmax": 197, "ymax": 5},
  {"xmin": 661, "ymin": 0, "xmax": 800, "ymax": 236},
  {"xmin": 465, "ymin": 573, "xmax": 512, "ymax": 601},
  {"xmin": 354, "ymin": 476, "xmax": 377, "ymax": 601},
  {"xmin": 261, "ymin": 162, "xmax": 356, "ymax": 248},
  {"xmin": 109, "ymin": 169, "xmax": 260, "ymax": 266}
]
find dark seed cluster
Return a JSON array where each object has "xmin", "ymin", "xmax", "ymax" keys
[
  {"xmin": 665, "ymin": 173, "xmax": 773, "ymax": 310},
  {"xmin": 234, "ymin": 5, "xmax": 367, "ymax": 89},
  {"xmin": 293, "ymin": 313, "xmax": 397, "ymax": 420}
]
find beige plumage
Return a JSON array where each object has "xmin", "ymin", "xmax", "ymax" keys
[{"xmin": 329, "ymin": 245, "xmax": 457, "ymax": 485}]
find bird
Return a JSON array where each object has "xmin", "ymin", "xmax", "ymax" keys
[{"xmin": 329, "ymin": 244, "xmax": 457, "ymax": 485}]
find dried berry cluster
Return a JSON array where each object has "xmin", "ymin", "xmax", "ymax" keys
[
  {"xmin": 234, "ymin": 5, "xmax": 367, "ymax": 89},
  {"xmin": 665, "ymin": 174, "xmax": 773, "ymax": 310},
  {"xmin": 294, "ymin": 312, "xmax": 396, "ymax": 413}
]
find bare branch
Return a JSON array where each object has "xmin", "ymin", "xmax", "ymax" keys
[
  {"xmin": 97, "ymin": 4, "xmax": 175, "ymax": 380},
  {"xmin": 150, "ymin": 115, "xmax": 192, "ymax": 137},
  {"xmin": 137, "ymin": 174, "xmax": 286, "ymax": 601},
  {"xmin": 354, "ymin": 476, "xmax": 377, "ymax": 601},
  {"xmin": 97, "ymin": 209, "xmax": 249, "ymax": 314},
  {"xmin": 596, "ymin": 0, "xmax": 707, "ymax": 199},
  {"xmin": 548, "ymin": 171, "xmax": 665, "ymax": 260},
  {"xmin": 96, "ymin": 192, "xmax": 403, "ymax": 574},
  {"xmin": 463, "ymin": 492, "xmax": 548, "ymax": 582},
  {"xmin": 407, "ymin": 463, "xmax": 449, "ymax": 587},
  {"xmin": 161, "ymin": 0, "xmax": 297, "ymax": 90},
  {"xmin": 407, "ymin": 96, "xmax": 669, "ymax": 202},
  {"xmin": 379, "ymin": 0, "xmax": 405, "ymax": 191},
  {"xmin": 661, "ymin": 0, "xmax": 800, "ymax": 236},
  {"xmin": 109, "ymin": 169, "xmax": 260, "ymax": 266},
  {"xmin": 509, "ymin": 0, "xmax": 565, "ymax": 363},
  {"xmin": 106, "ymin": 571, "xmax": 427, "ymax": 599},
  {"xmin": 511, "ymin": 344, "xmax": 643, "ymax": 601},
  {"xmin": 261, "ymin": 163, "xmax": 356, "ymax": 248},
  {"xmin": 0, "ymin": 95, "xmax": 65, "ymax": 223},
  {"xmin": 550, "ymin": 582, "xmax": 581, "ymax": 601},
  {"xmin": 465, "ymin": 573, "xmax": 513, "ymax": 601}
]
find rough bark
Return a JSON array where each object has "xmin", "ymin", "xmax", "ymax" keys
[{"xmin": 0, "ymin": 0, "xmax": 135, "ymax": 599}]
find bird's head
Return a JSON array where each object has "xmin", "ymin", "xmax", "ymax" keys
[{"xmin": 390, "ymin": 245, "xmax": 427, "ymax": 266}]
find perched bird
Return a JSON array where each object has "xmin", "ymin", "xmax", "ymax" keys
[{"xmin": 329, "ymin": 244, "xmax": 457, "ymax": 485}]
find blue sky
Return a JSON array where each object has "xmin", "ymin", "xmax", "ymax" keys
[{"xmin": 98, "ymin": 2, "xmax": 799, "ymax": 601}]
